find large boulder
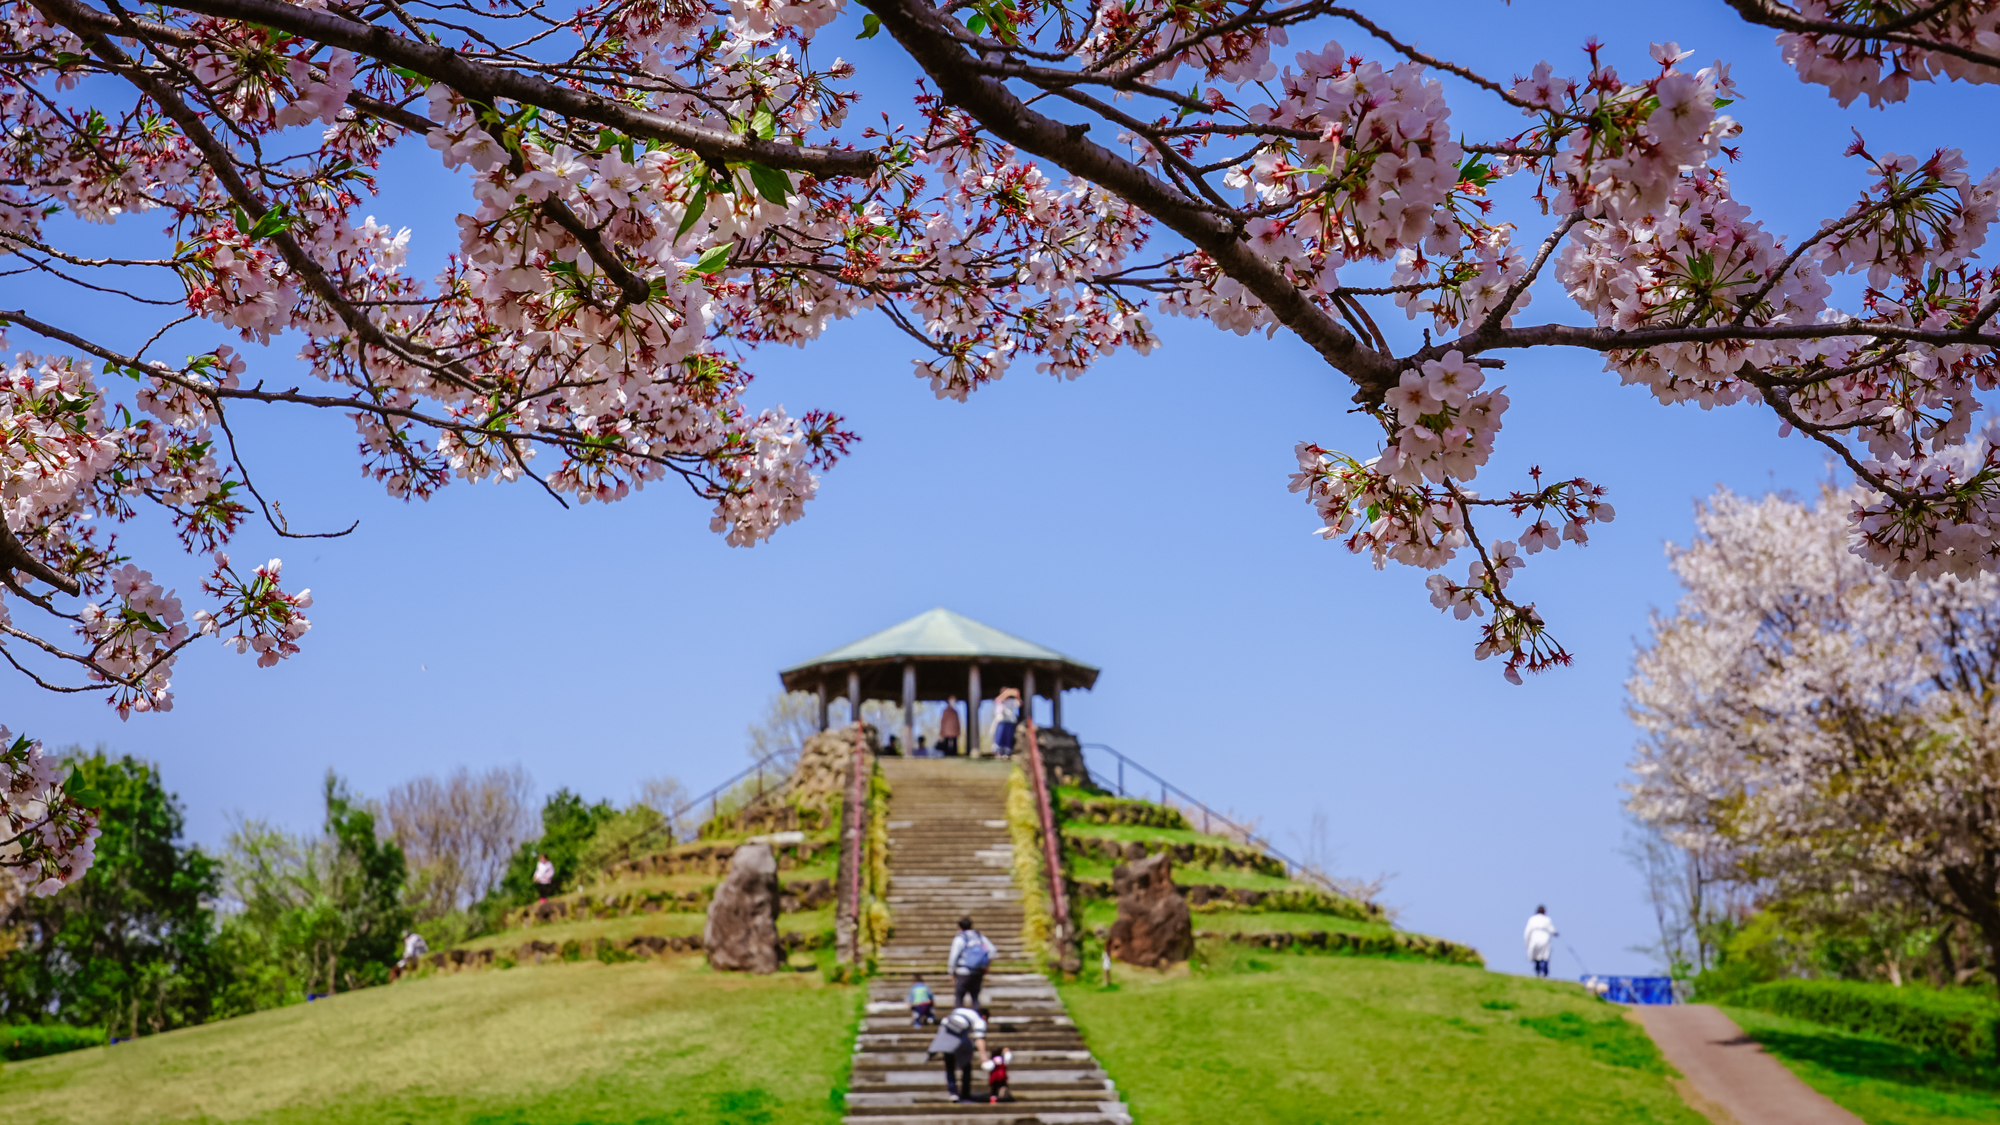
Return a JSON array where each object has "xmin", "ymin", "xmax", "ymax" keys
[
  {"xmin": 1034, "ymin": 727, "xmax": 1094, "ymax": 791},
  {"xmin": 1106, "ymin": 852, "xmax": 1193, "ymax": 968},
  {"xmin": 704, "ymin": 842, "xmax": 783, "ymax": 972}
]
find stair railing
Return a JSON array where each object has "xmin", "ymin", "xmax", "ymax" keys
[
  {"xmin": 1022, "ymin": 719, "xmax": 1073, "ymax": 957},
  {"xmin": 668, "ymin": 749, "xmax": 789, "ymax": 842},
  {"xmin": 837, "ymin": 721, "xmax": 870, "ymax": 965},
  {"xmin": 1079, "ymin": 741, "xmax": 1341, "ymax": 897}
]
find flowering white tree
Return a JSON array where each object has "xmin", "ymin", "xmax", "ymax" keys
[
  {"xmin": 1629, "ymin": 487, "xmax": 2000, "ymax": 996},
  {"xmin": 6, "ymin": 0, "xmax": 2000, "ymax": 887}
]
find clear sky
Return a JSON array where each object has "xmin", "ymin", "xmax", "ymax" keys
[{"xmin": 8, "ymin": 0, "xmax": 1997, "ymax": 976}]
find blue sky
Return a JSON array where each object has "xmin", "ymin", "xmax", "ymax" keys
[{"xmin": 9, "ymin": 0, "xmax": 1998, "ymax": 975}]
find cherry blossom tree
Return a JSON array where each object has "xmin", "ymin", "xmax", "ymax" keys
[
  {"xmin": 5, "ymin": 0, "xmax": 2000, "ymax": 889},
  {"xmin": 1628, "ymin": 486, "xmax": 2000, "ymax": 999}
]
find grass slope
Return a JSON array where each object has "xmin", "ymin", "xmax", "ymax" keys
[
  {"xmin": 0, "ymin": 957, "xmax": 858, "ymax": 1125},
  {"xmin": 1723, "ymin": 1006, "xmax": 2000, "ymax": 1125},
  {"xmin": 1061, "ymin": 948, "xmax": 1704, "ymax": 1125}
]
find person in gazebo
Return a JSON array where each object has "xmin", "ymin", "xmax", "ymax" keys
[
  {"xmin": 939, "ymin": 695, "xmax": 962, "ymax": 756},
  {"xmin": 991, "ymin": 687, "xmax": 1021, "ymax": 758}
]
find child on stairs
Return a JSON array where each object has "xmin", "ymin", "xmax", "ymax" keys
[
  {"xmin": 982, "ymin": 1047, "xmax": 1013, "ymax": 1102},
  {"xmin": 908, "ymin": 974, "xmax": 935, "ymax": 1026}
]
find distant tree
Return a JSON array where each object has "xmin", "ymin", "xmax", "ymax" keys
[
  {"xmin": 495, "ymin": 789, "xmax": 615, "ymax": 905},
  {"xmin": 216, "ymin": 772, "xmax": 411, "ymax": 1002},
  {"xmin": 0, "ymin": 751, "xmax": 220, "ymax": 1036},
  {"xmin": 380, "ymin": 765, "xmax": 533, "ymax": 921},
  {"xmin": 636, "ymin": 774, "xmax": 691, "ymax": 839},
  {"xmin": 747, "ymin": 691, "xmax": 823, "ymax": 771}
]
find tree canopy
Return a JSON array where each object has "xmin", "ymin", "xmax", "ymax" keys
[{"xmin": 8, "ymin": 0, "xmax": 2000, "ymax": 884}]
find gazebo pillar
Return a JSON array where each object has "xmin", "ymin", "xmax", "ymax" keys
[
  {"xmin": 817, "ymin": 681, "xmax": 830, "ymax": 732},
  {"xmin": 901, "ymin": 661, "xmax": 916, "ymax": 755},
  {"xmin": 1052, "ymin": 676, "xmax": 1063, "ymax": 730},
  {"xmin": 847, "ymin": 670, "xmax": 861, "ymax": 728},
  {"xmin": 1023, "ymin": 668, "xmax": 1037, "ymax": 727},
  {"xmin": 967, "ymin": 663, "xmax": 982, "ymax": 755}
]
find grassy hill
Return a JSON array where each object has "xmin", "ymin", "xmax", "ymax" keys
[
  {"xmin": 1064, "ymin": 945, "xmax": 1702, "ymax": 1125},
  {"xmin": 0, "ymin": 956, "xmax": 858, "ymax": 1125},
  {"xmin": 2, "ymin": 940, "xmax": 1728, "ymax": 1125}
]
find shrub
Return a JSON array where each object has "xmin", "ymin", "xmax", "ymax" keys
[
  {"xmin": 2, "ymin": 1024, "xmax": 103, "ymax": 1060},
  {"xmin": 1729, "ymin": 979, "xmax": 2000, "ymax": 1061}
]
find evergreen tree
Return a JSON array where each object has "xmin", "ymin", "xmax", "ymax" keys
[{"xmin": 0, "ymin": 752, "xmax": 220, "ymax": 1036}]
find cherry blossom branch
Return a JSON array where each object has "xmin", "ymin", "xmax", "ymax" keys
[{"xmin": 153, "ymin": 0, "xmax": 882, "ymax": 178}]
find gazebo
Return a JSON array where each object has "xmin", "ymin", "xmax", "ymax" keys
[{"xmin": 779, "ymin": 607, "xmax": 1099, "ymax": 755}]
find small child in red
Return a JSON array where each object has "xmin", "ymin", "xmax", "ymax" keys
[{"xmin": 982, "ymin": 1048, "xmax": 1013, "ymax": 1103}]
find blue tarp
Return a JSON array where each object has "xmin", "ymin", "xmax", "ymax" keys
[{"xmin": 1581, "ymin": 975, "xmax": 1676, "ymax": 1005}]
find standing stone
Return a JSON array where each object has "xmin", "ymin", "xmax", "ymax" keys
[
  {"xmin": 1106, "ymin": 852, "xmax": 1192, "ymax": 968},
  {"xmin": 705, "ymin": 842, "xmax": 782, "ymax": 973}
]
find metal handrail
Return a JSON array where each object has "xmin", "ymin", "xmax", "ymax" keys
[
  {"xmin": 669, "ymin": 749, "xmax": 789, "ymax": 842},
  {"xmin": 1077, "ymin": 742, "xmax": 1340, "ymax": 896}
]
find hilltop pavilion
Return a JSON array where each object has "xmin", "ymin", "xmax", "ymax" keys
[{"xmin": 779, "ymin": 607, "xmax": 1098, "ymax": 755}]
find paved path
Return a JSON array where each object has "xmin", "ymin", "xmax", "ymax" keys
[{"xmin": 1631, "ymin": 1004, "xmax": 1862, "ymax": 1125}]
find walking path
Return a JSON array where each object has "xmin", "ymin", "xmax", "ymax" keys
[
  {"xmin": 1631, "ymin": 1004, "xmax": 1863, "ymax": 1125},
  {"xmin": 844, "ymin": 758, "xmax": 1130, "ymax": 1124}
]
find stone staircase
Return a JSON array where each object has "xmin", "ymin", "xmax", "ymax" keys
[{"xmin": 845, "ymin": 758, "xmax": 1129, "ymax": 1125}]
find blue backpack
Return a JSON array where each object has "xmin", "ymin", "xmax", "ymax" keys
[{"xmin": 960, "ymin": 931, "xmax": 992, "ymax": 971}]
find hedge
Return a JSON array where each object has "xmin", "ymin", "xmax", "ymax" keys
[
  {"xmin": 1729, "ymin": 979, "xmax": 2000, "ymax": 1061},
  {"xmin": 2, "ymin": 1024, "xmax": 104, "ymax": 1061}
]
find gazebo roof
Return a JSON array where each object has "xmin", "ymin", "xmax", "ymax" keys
[{"xmin": 779, "ymin": 608, "xmax": 1099, "ymax": 698}]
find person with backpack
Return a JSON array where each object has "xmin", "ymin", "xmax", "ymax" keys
[
  {"xmin": 926, "ymin": 1003, "xmax": 990, "ymax": 1103},
  {"xmin": 948, "ymin": 915, "xmax": 997, "ymax": 1007}
]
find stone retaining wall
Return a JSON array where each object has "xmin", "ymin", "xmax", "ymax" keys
[
  {"xmin": 1073, "ymin": 877, "xmax": 1381, "ymax": 922},
  {"xmin": 508, "ymin": 876, "xmax": 834, "ymax": 928},
  {"xmin": 1195, "ymin": 927, "xmax": 1483, "ymax": 967},
  {"xmin": 422, "ymin": 928, "xmax": 834, "ymax": 974},
  {"xmin": 602, "ymin": 838, "xmax": 833, "ymax": 881},
  {"xmin": 1063, "ymin": 833, "xmax": 1287, "ymax": 877}
]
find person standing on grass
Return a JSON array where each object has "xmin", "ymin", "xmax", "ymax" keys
[
  {"xmin": 949, "ymin": 915, "xmax": 997, "ymax": 1007},
  {"xmin": 1524, "ymin": 905, "xmax": 1557, "ymax": 979},
  {"xmin": 939, "ymin": 696, "xmax": 961, "ymax": 757},
  {"xmin": 927, "ymin": 1004, "xmax": 989, "ymax": 1104},
  {"xmin": 533, "ymin": 853, "xmax": 556, "ymax": 904}
]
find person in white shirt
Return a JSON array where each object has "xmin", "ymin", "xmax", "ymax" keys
[
  {"xmin": 1524, "ymin": 906, "xmax": 1557, "ymax": 979},
  {"xmin": 533, "ymin": 853, "xmax": 556, "ymax": 903},
  {"xmin": 991, "ymin": 688, "xmax": 1022, "ymax": 758},
  {"xmin": 396, "ymin": 931, "xmax": 429, "ymax": 976},
  {"xmin": 926, "ymin": 1004, "xmax": 989, "ymax": 1103},
  {"xmin": 948, "ymin": 915, "xmax": 998, "ymax": 1006}
]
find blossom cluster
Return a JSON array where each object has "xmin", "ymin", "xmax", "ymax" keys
[
  {"xmin": 1773, "ymin": 0, "xmax": 2000, "ymax": 108},
  {"xmin": 0, "ymin": 728, "xmax": 99, "ymax": 895}
]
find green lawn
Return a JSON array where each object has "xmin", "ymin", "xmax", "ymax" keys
[
  {"xmin": 1061, "ymin": 946, "xmax": 1704, "ymax": 1124},
  {"xmin": 0, "ymin": 957, "xmax": 859, "ymax": 1125},
  {"xmin": 1722, "ymin": 1006, "xmax": 2000, "ymax": 1125}
]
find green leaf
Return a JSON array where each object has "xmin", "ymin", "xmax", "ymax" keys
[
  {"xmin": 64, "ymin": 774, "xmax": 101, "ymax": 809},
  {"xmin": 676, "ymin": 186, "xmax": 709, "ymax": 239},
  {"xmin": 857, "ymin": 13, "xmax": 881, "ymax": 37},
  {"xmin": 387, "ymin": 65, "xmax": 431, "ymax": 89},
  {"xmin": 966, "ymin": 12, "xmax": 988, "ymax": 33},
  {"xmin": 751, "ymin": 106, "xmax": 777, "ymax": 141},
  {"xmin": 692, "ymin": 243, "xmax": 731, "ymax": 275},
  {"xmin": 248, "ymin": 208, "xmax": 296, "ymax": 241},
  {"xmin": 747, "ymin": 162, "xmax": 792, "ymax": 205}
]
